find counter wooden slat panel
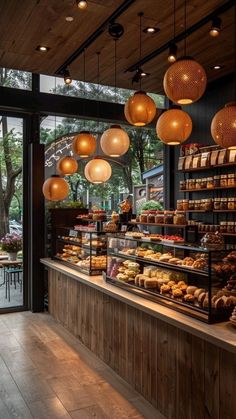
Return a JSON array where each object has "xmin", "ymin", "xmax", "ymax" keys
[{"xmin": 47, "ymin": 267, "xmax": 236, "ymax": 419}]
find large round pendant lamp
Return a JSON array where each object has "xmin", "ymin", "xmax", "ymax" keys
[
  {"xmin": 84, "ymin": 158, "xmax": 112, "ymax": 184},
  {"xmin": 211, "ymin": 102, "xmax": 236, "ymax": 149},
  {"xmin": 42, "ymin": 175, "xmax": 69, "ymax": 201},
  {"xmin": 100, "ymin": 125, "xmax": 130, "ymax": 157},
  {"xmin": 163, "ymin": 57, "xmax": 207, "ymax": 105},
  {"xmin": 124, "ymin": 91, "xmax": 156, "ymax": 126},
  {"xmin": 156, "ymin": 107, "xmax": 192, "ymax": 145},
  {"xmin": 72, "ymin": 131, "xmax": 96, "ymax": 157},
  {"xmin": 57, "ymin": 156, "xmax": 78, "ymax": 176}
]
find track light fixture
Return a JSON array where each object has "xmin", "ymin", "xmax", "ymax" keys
[
  {"xmin": 76, "ymin": 0, "xmax": 88, "ymax": 10},
  {"xmin": 168, "ymin": 43, "xmax": 177, "ymax": 63},
  {"xmin": 64, "ymin": 69, "xmax": 72, "ymax": 85},
  {"xmin": 132, "ymin": 67, "xmax": 150, "ymax": 84},
  {"xmin": 209, "ymin": 16, "xmax": 221, "ymax": 37}
]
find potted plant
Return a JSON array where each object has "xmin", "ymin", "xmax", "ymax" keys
[{"xmin": 0, "ymin": 233, "xmax": 22, "ymax": 260}]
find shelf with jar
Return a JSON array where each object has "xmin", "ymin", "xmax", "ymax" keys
[
  {"xmin": 177, "ymin": 197, "xmax": 236, "ymax": 212},
  {"xmin": 180, "ymin": 173, "xmax": 236, "ymax": 192},
  {"xmin": 106, "ymin": 234, "xmax": 236, "ymax": 323}
]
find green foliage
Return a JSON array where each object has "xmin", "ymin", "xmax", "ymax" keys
[{"xmin": 137, "ymin": 200, "xmax": 163, "ymax": 214}]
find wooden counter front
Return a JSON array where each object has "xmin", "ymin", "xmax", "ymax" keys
[{"xmin": 42, "ymin": 259, "xmax": 236, "ymax": 419}]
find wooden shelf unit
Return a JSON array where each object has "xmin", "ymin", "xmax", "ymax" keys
[{"xmin": 180, "ymin": 185, "xmax": 236, "ymax": 193}]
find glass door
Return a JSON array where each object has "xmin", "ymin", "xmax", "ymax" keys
[{"xmin": 0, "ymin": 115, "xmax": 26, "ymax": 310}]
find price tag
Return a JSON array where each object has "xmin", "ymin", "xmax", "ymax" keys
[
  {"xmin": 143, "ymin": 230, "xmax": 150, "ymax": 234},
  {"xmin": 121, "ymin": 225, "xmax": 127, "ymax": 232},
  {"xmin": 69, "ymin": 230, "xmax": 78, "ymax": 238}
]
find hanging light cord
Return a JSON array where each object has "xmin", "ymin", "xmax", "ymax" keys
[
  {"xmin": 114, "ymin": 39, "xmax": 117, "ymax": 103},
  {"xmin": 234, "ymin": 2, "xmax": 236, "ymax": 100},
  {"xmin": 139, "ymin": 12, "xmax": 143, "ymax": 90},
  {"xmin": 83, "ymin": 48, "xmax": 86, "ymax": 128},
  {"xmin": 173, "ymin": 0, "xmax": 176, "ymax": 40},
  {"xmin": 184, "ymin": 0, "xmax": 187, "ymax": 55}
]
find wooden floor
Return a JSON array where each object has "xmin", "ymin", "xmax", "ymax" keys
[{"xmin": 0, "ymin": 311, "xmax": 161, "ymax": 419}]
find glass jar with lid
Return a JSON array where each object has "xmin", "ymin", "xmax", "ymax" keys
[
  {"xmin": 155, "ymin": 213, "xmax": 164, "ymax": 224},
  {"xmin": 204, "ymin": 199, "xmax": 213, "ymax": 211},
  {"xmin": 220, "ymin": 174, "xmax": 228, "ymax": 187},
  {"xmin": 177, "ymin": 200, "xmax": 183, "ymax": 211},
  {"xmin": 220, "ymin": 198, "xmax": 228, "ymax": 210},
  {"xmin": 214, "ymin": 198, "xmax": 221, "ymax": 210},
  {"xmin": 188, "ymin": 179, "xmax": 196, "ymax": 190},
  {"xmin": 213, "ymin": 175, "xmax": 220, "ymax": 188},
  {"xmin": 164, "ymin": 212, "xmax": 174, "ymax": 224},
  {"xmin": 219, "ymin": 221, "xmax": 227, "ymax": 233},
  {"xmin": 207, "ymin": 177, "xmax": 214, "ymax": 189},
  {"xmin": 180, "ymin": 180, "xmax": 186, "ymax": 190},
  {"xmin": 200, "ymin": 178, "xmax": 207, "ymax": 189},
  {"xmin": 228, "ymin": 174, "xmax": 236, "ymax": 187},
  {"xmin": 188, "ymin": 200, "xmax": 195, "ymax": 210},
  {"xmin": 173, "ymin": 213, "xmax": 186, "ymax": 225},
  {"xmin": 148, "ymin": 210, "xmax": 156, "ymax": 223},
  {"xmin": 140, "ymin": 210, "xmax": 148, "ymax": 223},
  {"xmin": 195, "ymin": 178, "xmax": 201, "ymax": 189},
  {"xmin": 228, "ymin": 198, "xmax": 236, "ymax": 210},
  {"xmin": 182, "ymin": 199, "xmax": 189, "ymax": 211},
  {"xmin": 227, "ymin": 222, "xmax": 235, "ymax": 234}
]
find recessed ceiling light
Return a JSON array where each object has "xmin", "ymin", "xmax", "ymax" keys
[
  {"xmin": 76, "ymin": 0, "xmax": 88, "ymax": 9},
  {"xmin": 36, "ymin": 45, "xmax": 50, "ymax": 52},
  {"xmin": 66, "ymin": 16, "xmax": 74, "ymax": 22},
  {"xmin": 211, "ymin": 65, "xmax": 223, "ymax": 70},
  {"xmin": 143, "ymin": 26, "xmax": 160, "ymax": 34}
]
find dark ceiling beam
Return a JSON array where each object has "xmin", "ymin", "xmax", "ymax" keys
[
  {"xmin": 125, "ymin": 0, "xmax": 235, "ymax": 73},
  {"xmin": 55, "ymin": 0, "xmax": 135, "ymax": 75}
]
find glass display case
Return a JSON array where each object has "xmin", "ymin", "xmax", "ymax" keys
[
  {"xmin": 53, "ymin": 226, "xmax": 107, "ymax": 275},
  {"xmin": 106, "ymin": 234, "xmax": 236, "ymax": 323}
]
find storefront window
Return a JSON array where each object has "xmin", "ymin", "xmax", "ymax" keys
[
  {"xmin": 0, "ymin": 116, "xmax": 24, "ymax": 309},
  {"xmin": 0, "ymin": 68, "xmax": 32, "ymax": 90},
  {"xmin": 40, "ymin": 74, "xmax": 166, "ymax": 108}
]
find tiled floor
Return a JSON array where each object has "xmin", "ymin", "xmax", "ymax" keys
[{"xmin": 0, "ymin": 311, "xmax": 162, "ymax": 419}]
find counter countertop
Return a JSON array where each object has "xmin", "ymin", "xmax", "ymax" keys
[{"xmin": 41, "ymin": 258, "xmax": 236, "ymax": 354}]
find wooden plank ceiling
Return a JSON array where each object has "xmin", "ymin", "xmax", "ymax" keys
[{"xmin": 0, "ymin": 0, "xmax": 234, "ymax": 94}]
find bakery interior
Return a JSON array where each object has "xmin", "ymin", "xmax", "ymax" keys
[{"xmin": 0, "ymin": 0, "xmax": 236, "ymax": 418}]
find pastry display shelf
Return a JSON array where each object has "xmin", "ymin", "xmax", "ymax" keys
[
  {"xmin": 129, "ymin": 221, "xmax": 188, "ymax": 228},
  {"xmin": 53, "ymin": 256, "xmax": 105, "ymax": 276},
  {"xmin": 109, "ymin": 251, "xmax": 209, "ymax": 277},
  {"xmin": 180, "ymin": 185, "xmax": 236, "ymax": 192},
  {"xmin": 106, "ymin": 275, "xmax": 208, "ymax": 320},
  {"xmin": 178, "ymin": 162, "xmax": 236, "ymax": 173},
  {"xmin": 112, "ymin": 234, "xmax": 204, "ymax": 251},
  {"xmin": 57, "ymin": 238, "xmax": 106, "ymax": 252}
]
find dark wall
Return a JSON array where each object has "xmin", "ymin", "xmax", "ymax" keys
[
  {"xmin": 184, "ymin": 73, "xmax": 234, "ymax": 145},
  {"xmin": 168, "ymin": 73, "xmax": 235, "ymax": 210}
]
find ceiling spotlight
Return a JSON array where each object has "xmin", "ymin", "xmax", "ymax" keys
[
  {"xmin": 168, "ymin": 43, "xmax": 177, "ymax": 63},
  {"xmin": 211, "ymin": 65, "xmax": 223, "ymax": 70},
  {"xmin": 76, "ymin": 0, "xmax": 88, "ymax": 9},
  {"xmin": 36, "ymin": 45, "xmax": 50, "ymax": 52},
  {"xmin": 65, "ymin": 16, "xmax": 74, "ymax": 22},
  {"xmin": 209, "ymin": 17, "xmax": 221, "ymax": 37},
  {"xmin": 143, "ymin": 26, "xmax": 160, "ymax": 34},
  {"xmin": 64, "ymin": 69, "xmax": 72, "ymax": 85},
  {"xmin": 132, "ymin": 68, "xmax": 150, "ymax": 84}
]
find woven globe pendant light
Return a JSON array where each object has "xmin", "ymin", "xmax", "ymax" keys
[
  {"xmin": 42, "ymin": 175, "xmax": 69, "ymax": 201},
  {"xmin": 163, "ymin": 57, "xmax": 207, "ymax": 105},
  {"xmin": 72, "ymin": 131, "xmax": 96, "ymax": 158},
  {"xmin": 57, "ymin": 156, "xmax": 78, "ymax": 176},
  {"xmin": 211, "ymin": 102, "xmax": 236, "ymax": 149},
  {"xmin": 84, "ymin": 158, "xmax": 112, "ymax": 184},
  {"xmin": 124, "ymin": 91, "xmax": 156, "ymax": 126},
  {"xmin": 100, "ymin": 125, "xmax": 130, "ymax": 157},
  {"xmin": 156, "ymin": 107, "xmax": 192, "ymax": 145}
]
